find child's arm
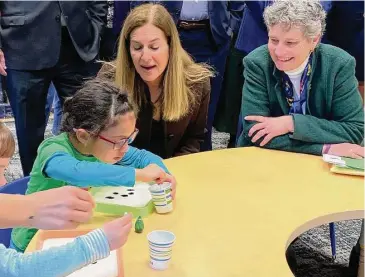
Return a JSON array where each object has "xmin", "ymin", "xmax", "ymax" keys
[
  {"xmin": 118, "ymin": 146, "xmax": 169, "ymax": 173},
  {"xmin": 44, "ymin": 150, "xmax": 170, "ymax": 187},
  {"xmin": 44, "ymin": 152, "xmax": 136, "ymax": 187},
  {"xmin": 0, "ymin": 229, "xmax": 110, "ymax": 277}
]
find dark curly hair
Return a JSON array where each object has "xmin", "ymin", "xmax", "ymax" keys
[{"xmin": 61, "ymin": 78, "xmax": 137, "ymax": 136}]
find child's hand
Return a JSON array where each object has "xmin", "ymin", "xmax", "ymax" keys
[
  {"xmin": 25, "ymin": 186, "xmax": 95, "ymax": 230},
  {"xmin": 103, "ymin": 214, "xmax": 133, "ymax": 251},
  {"xmin": 135, "ymin": 164, "xmax": 167, "ymax": 183}
]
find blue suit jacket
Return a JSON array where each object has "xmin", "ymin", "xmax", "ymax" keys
[
  {"xmin": 235, "ymin": 1, "xmax": 332, "ymax": 54},
  {"xmin": 113, "ymin": 1, "xmax": 244, "ymax": 47},
  {"xmin": 326, "ymin": 1, "xmax": 364, "ymax": 81},
  {"xmin": 0, "ymin": 1, "xmax": 107, "ymax": 70}
]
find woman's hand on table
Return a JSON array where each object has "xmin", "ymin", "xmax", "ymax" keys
[
  {"xmin": 326, "ymin": 143, "xmax": 364, "ymax": 159},
  {"xmin": 25, "ymin": 186, "xmax": 95, "ymax": 229},
  {"xmin": 103, "ymin": 213, "xmax": 132, "ymax": 251},
  {"xmin": 245, "ymin": 115, "xmax": 294, "ymax": 146}
]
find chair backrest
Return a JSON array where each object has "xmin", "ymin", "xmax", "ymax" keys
[{"xmin": 0, "ymin": 177, "xmax": 30, "ymax": 247}]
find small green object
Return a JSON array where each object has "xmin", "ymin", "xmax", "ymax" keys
[{"xmin": 135, "ymin": 216, "xmax": 144, "ymax": 233}]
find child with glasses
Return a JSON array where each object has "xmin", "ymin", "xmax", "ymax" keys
[
  {"xmin": 11, "ymin": 78, "xmax": 176, "ymax": 253},
  {"xmin": 0, "ymin": 121, "xmax": 133, "ymax": 277}
]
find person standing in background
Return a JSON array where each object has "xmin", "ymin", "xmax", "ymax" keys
[
  {"xmin": 173, "ymin": 1, "xmax": 244, "ymax": 151},
  {"xmin": 99, "ymin": 0, "xmax": 120, "ymax": 62},
  {"xmin": 45, "ymin": 83, "xmax": 62, "ymax": 136},
  {"xmin": 326, "ymin": 1, "xmax": 364, "ymax": 100},
  {"xmin": 0, "ymin": 1, "xmax": 108, "ymax": 176}
]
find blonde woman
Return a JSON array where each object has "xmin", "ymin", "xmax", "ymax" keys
[{"xmin": 100, "ymin": 3, "xmax": 214, "ymax": 158}]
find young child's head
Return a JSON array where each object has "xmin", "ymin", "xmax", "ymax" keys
[
  {"xmin": 61, "ymin": 79, "xmax": 138, "ymax": 164},
  {"xmin": 0, "ymin": 122, "xmax": 15, "ymax": 185}
]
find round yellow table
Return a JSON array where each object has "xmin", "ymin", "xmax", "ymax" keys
[{"xmin": 26, "ymin": 148, "xmax": 364, "ymax": 277}]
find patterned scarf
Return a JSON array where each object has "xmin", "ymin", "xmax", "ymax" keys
[{"xmin": 282, "ymin": 54, "xmax": 313, "ymax": 114}]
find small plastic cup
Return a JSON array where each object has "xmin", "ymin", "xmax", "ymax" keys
[
  {"xmin": 147, "ymin": 230, "xmax": 175, "ymax": 270},
  {"xmin": 149, "ymin": 182, "xmax": 173, "ymax": 214}
]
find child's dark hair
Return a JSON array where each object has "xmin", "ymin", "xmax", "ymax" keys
[
  {"xmin": 0, "ymin": 122, "xmax": 15, "ymax": 158},
  {"xmin": 61, "ymin": 78, "xmax": 136, "ymax": 136}
]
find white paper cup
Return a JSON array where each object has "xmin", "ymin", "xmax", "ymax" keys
[
  {"xmin": 147, "ymin": 230, "xmax": 175, "ymax": 270},
  {"xmin": 149, "ymin": 182, "xmax": 173, "ymax": 214}
]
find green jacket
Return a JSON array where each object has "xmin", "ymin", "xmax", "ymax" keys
[{"xmin": 237, "ymin": 44, "xmax": 364, "ymax": 155}]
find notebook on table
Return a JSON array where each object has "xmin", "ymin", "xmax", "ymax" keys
[{"xmin": 323, "ymin": 154, "xmax": 364, "ymax": 176}]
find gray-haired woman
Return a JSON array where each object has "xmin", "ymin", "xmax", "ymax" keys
[{"xmin": 237, "ymin": 0, "xmax": 364, "ymax": 158}]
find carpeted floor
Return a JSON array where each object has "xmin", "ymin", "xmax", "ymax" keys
[{"xmin": 3, "ymin": 120, "xmax": 362, "ymax": 277}]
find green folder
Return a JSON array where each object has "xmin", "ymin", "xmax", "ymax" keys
[{"xmin": 342, "ymin": 157, "xmax": 364, "ymax": 170}]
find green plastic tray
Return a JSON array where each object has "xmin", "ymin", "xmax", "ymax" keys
[{"xmin": 89, "ymin": 186, "xmax": 155, "ymax": 218}]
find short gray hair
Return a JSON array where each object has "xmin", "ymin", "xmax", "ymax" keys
[{"xmin": 263, "ymin": 0, "xmax": 327, "ymax": 39}]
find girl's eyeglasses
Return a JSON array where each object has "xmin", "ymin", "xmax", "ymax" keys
[{"xmin": 98, "ymin": 129, "xmax": 139, "ymax": 150}]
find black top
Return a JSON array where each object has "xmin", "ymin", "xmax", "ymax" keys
[{"xmin": 149, "ymin": 119, "xmax": 166, "ymax": 158}]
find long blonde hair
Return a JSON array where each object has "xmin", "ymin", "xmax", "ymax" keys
[{"xmin": 113, "ymin": 3, "xmax": 214, "ymax": 121}]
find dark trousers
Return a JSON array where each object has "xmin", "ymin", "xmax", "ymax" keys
[
  {"xmin": 6, "ymin": 29, "xmax": 100, "ymax": 176},
  {"xmin": 214, "ymin": 48, "xmax": 246, "ymax": 136},
  {"xmin": 99, "ymin": 28, "xmax": 119, "ymax": 62},
  {"xmin": 179, "ymin": 28, "xmax": 230, "ymax": 151}
]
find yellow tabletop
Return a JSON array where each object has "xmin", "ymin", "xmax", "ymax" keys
[{"xmin": 27, "ymin": 148, "xmax": 364, "ymax": 277}]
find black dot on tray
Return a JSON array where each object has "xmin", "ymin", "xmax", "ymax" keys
[
  {"xmin": 128, "ymin": 192, "xmax": 134, "ymax": 195},
  {"xmin": 113, "ymin": 192, "xmax": 119, "ymax": 195},
  {"xmin": 121, "ymin": 194, "xmax": 129, "ymax": 197},
  {"xmin": 92, "ymin": 261, "xmax": 97, "ymax": 264},
  {"xmin": 127, "ymin": 189, "xmax": 134, "ymax": 192},
  {"xmin": 106, "ymin": 196, "xmax": 114, "ymax": 199}
]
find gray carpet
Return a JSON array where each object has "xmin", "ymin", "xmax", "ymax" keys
[{"xmin": 3, "ymin": 120, "xmax": 361, "ymax": 277}]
